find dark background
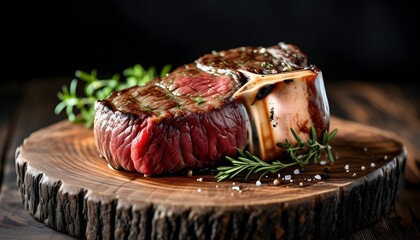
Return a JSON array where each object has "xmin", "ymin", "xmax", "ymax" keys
[{"xmin": 5, "ymin": 0, "xmax": 419, "ymax": 84}]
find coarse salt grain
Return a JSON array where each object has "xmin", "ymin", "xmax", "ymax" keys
[
  {"xmin": 256, "ymin": 180, "xmax": 262, "ymax": 186},
  {"xmin": 361, "ymin": 166, "xmax": 366, "ymax": 171},
  {"xmin": 285, "ymin": 175, "xmax": 292, "ymax": 180},
  {"xmin": 314, "ymin": 174, "xmax": 322, "ymax": 180},
  {"xmin": 370, "ymin": 163, "xmax": 376, "ymax": 167},
  {"xmin": 320, "ymin": 160, "xmax": 327, "ymax": 165},
  {"xmin": 197, "ymin": 188, "xmax": 202, "ymax": 192},
  {"xmin": 299, "ymin": 182, "xmax": 303, "ymax": 187},
  {"xmin": 107, "ymin": 164, "xmax": 117, "ymax": 170},
  {"xmin": 196, "ymin": 178, "xmax": 203, "ymax": 182},
  {"xmin": 344, "ymin": 164, "xmax": 350, "ymax": 172},
  {"xmin": 232, "ymin": 186, "xmax": 241, "ymax": 191},
  {"xmin": 293, "ymin": 169, "xmax": 300, "ymax": 175}
]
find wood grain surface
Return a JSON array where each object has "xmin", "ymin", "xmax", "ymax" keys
[
  {"xmin": 326, "ymin": 81, "xmax": 420, "ymax": 186},
  {"xmin": 15, "ymin": 116, "xmax": 406, "ymax": 239},
  {"xmin": 1, "ymin": 77, "xmax": 419, "ymax": 240}
]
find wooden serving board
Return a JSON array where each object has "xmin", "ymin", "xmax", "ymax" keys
[{"xmin": 15, "ymin": 116, "xmax": 406, "ymax": 240}]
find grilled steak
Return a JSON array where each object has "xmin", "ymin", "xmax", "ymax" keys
[{"xmin": 94, "ymin": 42, "xmax": 328, "ymax": 176}]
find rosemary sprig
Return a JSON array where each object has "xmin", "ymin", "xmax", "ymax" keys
[
  {"xmin": 276, "ymin": 127, "xmax": 338, "ymax": 165},
  {"xmin": 215, "ymin": 149, "xmax": 298, "ymax": 182},
  {"xmin": 54, "ymin": 64, "xmax": 171, "ymax": 128},
  {"xmin": 215, "ymin": 127, "xmax": 338, "ymax": 182}
]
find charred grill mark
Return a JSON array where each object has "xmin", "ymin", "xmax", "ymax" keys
[{"xmin": 93, "ymin": 43, "xmax": 323, "ymax": 176}]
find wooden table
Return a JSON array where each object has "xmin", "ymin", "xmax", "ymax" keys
[{"xmin": 1, "ymin": 77, "xmax": 419, "ymax": 239}]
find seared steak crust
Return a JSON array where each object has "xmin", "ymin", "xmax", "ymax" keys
[{"xmin": 94, "ymin": 43, "xmax": 308, "ymax": 176}]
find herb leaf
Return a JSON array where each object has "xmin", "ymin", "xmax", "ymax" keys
[
  {"xmin": 194, "ymin": 97, "xmax": 205, "ymax": 105},
  {"xmin": 55, "ymin": 64, "xmax": 171, "ymax": 128},
  {"xmin": 215, "ymin": 127, "xmax": 338, "ymax": 182}
]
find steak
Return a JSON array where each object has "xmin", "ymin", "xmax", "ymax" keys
[{"xmin": 94, "ymin": 42, "xmax": 328, "ymax": 176}]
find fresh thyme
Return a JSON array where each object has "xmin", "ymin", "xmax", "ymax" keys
[
  {"xmin": 215, "ymin": 127, "xmax": 338, "ymax": 182},
  {"xmin": 54, "ymin": 64, "xmax": 171, "ymax": 128}
]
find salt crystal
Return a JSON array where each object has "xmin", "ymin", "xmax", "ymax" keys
[
  {"xmin": 107, "ymin": 164, "xmax": 117, "ymax": 170},
  {"xmin": 232, "ymin": 186, "xmax": 241, "ymax": 191},
  {"xmin": 299, "ymin": 182, "xmax": 303, "ymax": 187},
  {"xmin": 361, "ymin": 166, "xmax": 366, "ymax": 171},
  {"xmin": 320, "ymin": 160, "xmax": 327, "ymax": 165},
  {"xmin": 314, "ymin": 174, "xmax": 322, "ymax": 180},
  {"xmin": 293, "ymin": 169, "xmax": 300, "ymax": 175},
  {"xmin": 196, "ymin": 178, "xmax": 203, "ymax": 182},
  {"xmin": 256, "ymin": 180, "xmax": 262, "ymax": 186},
  {"xmin": 370, "ymin": 163, "xmax": 376, "ymax": 167},
  {"xmin": 197, "ymin": 188, "xmax": 202, "ymax": 192},
  {"xmin": 285, "ymin": 175, "xmax": 292, "ymax": 180},
  {"xmin": 344, "ymin": 164, "xmax": 350, "ymax": 172}
]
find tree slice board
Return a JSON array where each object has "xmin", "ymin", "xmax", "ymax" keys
[{"xmin": 15, "ymin": 116, "xmax": 406, "ymax": 240}]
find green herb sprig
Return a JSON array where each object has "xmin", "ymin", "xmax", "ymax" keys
[
  {"xmin": 215, "ymin": 127, "xmax": 338, "ymax": 182},
  {"xmin": 54, "ymin": 64, "xmax": 171, "ymax": 128}
]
